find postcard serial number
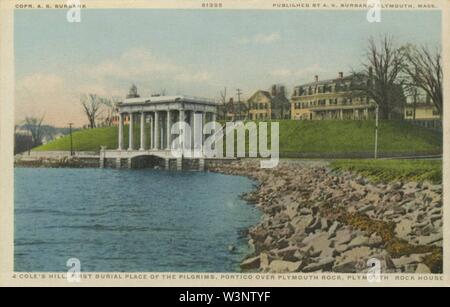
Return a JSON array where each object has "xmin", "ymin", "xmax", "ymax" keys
[{"xmin": 201, "ymin": 2, "xmax": 224, "ymax": 8}]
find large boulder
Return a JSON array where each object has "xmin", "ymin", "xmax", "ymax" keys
[
  {"xmin": 302, "ymin": 232, "xmax": 334, "ymax": 258},
  {"xmin": 347, "ymin": 235, "xmax": 370, "ymax": 249},
  {"xmin": 334, "ymin": 228, "xmax": 354, "ymax": 246},
  {"xmin": 395, "ymin": 219, "xmax": 414, "ymax": 241},
  {"xmin": 333, "ymin": 246, "xmax": 377, "ymax": 273},
  {"xmin": 415, "ymin": 263, "xmax": 432, "ymax": 274},
  {"xmin": 240, "ymin": 256, "xmax": 261, "ymax": 271},
  {"xmin": 291, "ymin": 214, "xmax": 315, "ymax": 234},
  {"xmin": 391, "ymin": 253, "xmax": 431, "ymax": 270},
  {"xmin": 269, "ymin": 260, "xmax": 303, "ymax": 273},
  {"xmin": 302, "ymin": 257, "xmax": 335, "ymax": 273}
]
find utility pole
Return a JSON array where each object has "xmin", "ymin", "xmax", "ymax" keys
[
  {"xmin": 27, "ymin": 132, "xmax": 31, "ymax": 156},
  {"xmin": 236, "ymin": 89, "xmax": 243, "ymax": 120},
  {"xmin": 68, "ymin": 123, "xmax": 74, "ymax": 156},
  {"xmin": 236, "ymin": 88, "xmax": 242, "ymax": 103}
]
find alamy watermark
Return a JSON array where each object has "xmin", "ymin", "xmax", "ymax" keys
[
  {"xmin": 66, "ymin": 258, "xmax": 81, "ymax": 283},
  {"xmin": 367, "ymin": 258, "xmax": 382, "ymax": 283},
  {"xmin": 367, "ymin": 0, "xmax": 382, "ymax": 23},
  {"xmin": 170, "ymin": 120, "xmax": 279, "ymax": 169},
  {"xmin": 66, "ymin": 0, "xmax": 82, "ymax": 23}
]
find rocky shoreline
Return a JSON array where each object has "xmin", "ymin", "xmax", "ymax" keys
[{"xmin": 209, "ymin": 160, "xmax": 443, "ymax": 274}]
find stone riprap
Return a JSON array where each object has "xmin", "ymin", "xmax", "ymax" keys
[{"xmin": 209, "ymin": 160, "xmax": 443, "ymax": 274}]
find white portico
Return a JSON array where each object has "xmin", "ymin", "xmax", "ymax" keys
[
  {"xmin": 117, "ymin": 95, "xmax": 217, "ymax": 151},
  {"xmin": 105, "ymin": 95, "xmax": 218, "ymax": 170}
]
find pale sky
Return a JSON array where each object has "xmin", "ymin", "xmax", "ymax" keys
[{"xmin": 15, "ymin": 9, "xmax": 441, "ymax": 127}]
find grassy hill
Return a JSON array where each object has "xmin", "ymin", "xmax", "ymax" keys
[
  {"xmin": 34, "ymin": 120, "xmax": 442, "ymax": 157},
  {"xmin": 330, "ymin": 159, "xmax": 442, "ymax": 183},
  {"xmin": 278, "ymin": 120, "xmax": 441, "ymax": 156}
]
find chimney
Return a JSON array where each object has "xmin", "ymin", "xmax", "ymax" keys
[
  {"xmin": 315, "ymin": 75, "xmax": 319, "ymax": 82},
  {"xmin": 279, "ymin": 85, "xmax": 286, "ymax": 97},
  {"xmin": 271, "ymin": 84, "xmax": 277, "ymax": 97},
  {"xmin": 338, "ymin": 72, "xmax": 343, "ymax": 79}
]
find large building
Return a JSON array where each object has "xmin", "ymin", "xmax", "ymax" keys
[
  {"xmin": 217, "ymin": 85, "xmax": 290, "ymax": 121},
  {"xmin": 404, "ymin": 88, "xmax": 440, "ymax": 120},
  {"xmin": 116, "ymin": 95, "xmax": 217, "ymax": 151},
  {"xmin": 247, "ymin": 85, "xmax": 291, "ymax": 120},
  {"xmin": 291, "ymin": 73, "xmax": 375, "ymax": 120},
  {"xmin": 217, "ymin": 98, "xmax": 249, "ymax": 121}
]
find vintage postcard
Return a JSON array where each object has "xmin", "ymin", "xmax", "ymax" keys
[{"xmin": 0, "ymin": 0, "xmax": 449, "ymax": 289}]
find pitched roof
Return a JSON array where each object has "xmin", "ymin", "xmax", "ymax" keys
[
  {"xmin": 121, "ymin": 95, "xmax": 217, "ymax": 105},
  {"xmin": 247, "ymin": 90, "xmax": 290, "ymax": 108},
  {"xmin": 247, "ymin": 90, "xmax": 272, "ymax": 101},
  {"xmin": 297, "ymin": 75, "xmax": 354, "ymax": 88}
]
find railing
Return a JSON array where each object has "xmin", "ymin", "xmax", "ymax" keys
[
  {"xmin": 16, "ymin": 151, "xmax": 99, "ymax": 159},
  {"xmin": 408, "ymin": 119, "xmax": 443, "ymax": 132}
]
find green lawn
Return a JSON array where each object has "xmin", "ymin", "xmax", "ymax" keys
[
  {"xmin": 330, "ymin": 159, "xmax": 442, "ymax": 183},
  {"xmin": 35, "ymin": 127, "xmax": 118, "ymax": 152},
  {"xmin": 277, "ymin": 120, "xmax": 441, "ymax": 154},
  {"xmin": 35, "ymin": 120, "xmax": 442, "ymax": 157}
]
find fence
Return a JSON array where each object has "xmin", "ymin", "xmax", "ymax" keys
[{"xmin": 409, "ymin": 119, "xmax": 443, "ymax": 132}]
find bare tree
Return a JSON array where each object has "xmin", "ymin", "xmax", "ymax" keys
[
  {"xmin": 403, "ymin": 45, "xmax": 443, "ymax": 118},
  {"xmin": 217, "ymin": 87, "xmax": 228, "ymax": 120},
  {"xmin": 403, "ymin": 84, "xmax": 419, "ymax": 120},
  {"xmin": 81, "ymin": 94, "xmax": 103, "ymax": 128},
  {"xmin": 353, "ymin": 36, "xmax": 407, "ymax": 119},
  {"xmin": 99, "ymin": 96, "xmax": 120, "ymax": 127},
  {"xmin": 23, "ymin": 115, "xmax": 45, "ymax": 147},
  {"xmin": 220, "ymin": 87, "xmax": 227, "ymax": 105}
]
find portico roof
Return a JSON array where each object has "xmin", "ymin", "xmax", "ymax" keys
[{"xmin": 120, "ymin": 95, "xmax": 218, "ymax": 106}]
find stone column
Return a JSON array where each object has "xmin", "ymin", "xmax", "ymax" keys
[
  {"xmin": 154, "ymin": 111, "xmax": 159, "ymax": 149},
  {"xmin": 179, "ymin": 109, "xmax": 185, "ymax": 151},
  {"xmin": 166, "ymin": 110, "xmax": 171, "ymax": 150},
  {"xmin": 160, "ymin": 117, "xmax": 164, "ymax": 149},
  {"xmin": 118, "ymin": 112, "xmax": 124, "ymax": 150},
  {"xmin": 201, "ymin": 112, "xmax": 206, "ymax": 151},
  {"xmin": 190, "ymin": 111, "xmax": 195, "ymax": 151},
  {"xmin": 149, "ymin": 114, "xmax": 154, "ymax": 150},
  {"xmin": 129, "ymin": 112, "xmax": 134, "ymax": 150},
  {"xmin": 210, "ymin": 112, "xmax": 217, "ymax": 151},
  {"xmin": 140, "ymin": 112, "xmax": 145, "ymax": 150}
]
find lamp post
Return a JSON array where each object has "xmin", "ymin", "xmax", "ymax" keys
[
  {"xmin": 374, "ymin": 104, "xmax": 379, "ymax": 159},
  {"xmin": 68, "ymin": 123, "xmax": 74, "ymax": 156}
]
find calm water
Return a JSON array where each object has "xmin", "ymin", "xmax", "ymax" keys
[{"xmin": 14, "ymin": 168, "xmax": 260, "ymax": 272}]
